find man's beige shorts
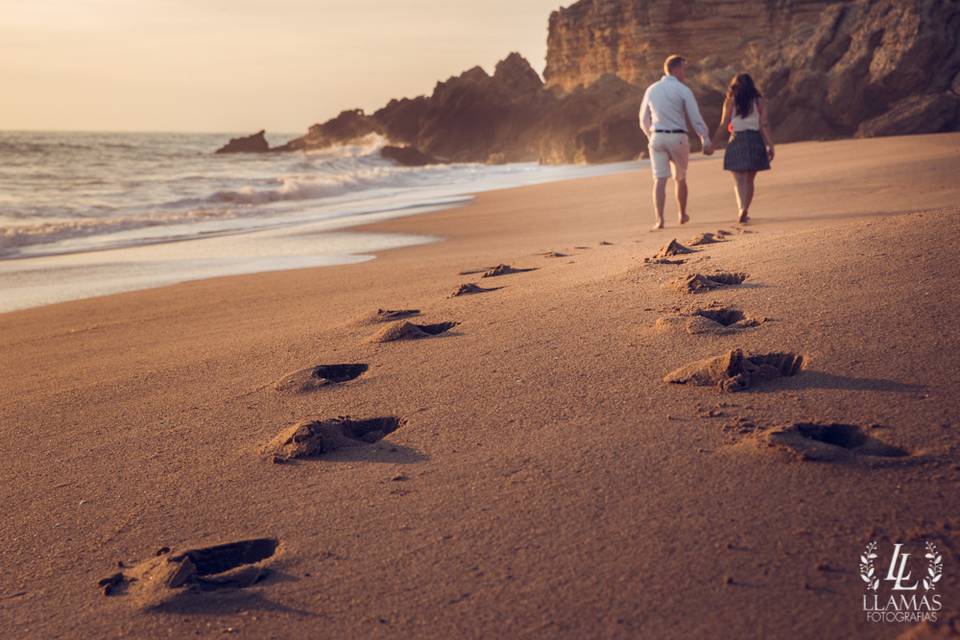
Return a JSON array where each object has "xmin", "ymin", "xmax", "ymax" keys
[{"xmin": 649, "ymin": 132, "xmax": 689, "ymax": 180}]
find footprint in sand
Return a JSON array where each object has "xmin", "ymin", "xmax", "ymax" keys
[
  {"xmin": 664, "ymin": 349, "xmax": 804, "ymax": 392},
  {"xmin": 538, "ymin": 251, "xmax": 570, "ymax": 258},
  {"xmin": 599, "ymin": 241, "xmax": 614, "ymax": 246},
  {"xmin": 751, "ymin": 423, "xmax": 912, "ymax": 463},
  {"xmin": 676, "ymin": 272, "xmax": 749, "ymax": 293},
  {"xmin": 99, "ymin": 538, "xmax": 279, "ymax": 606},
  {"xmin": 451, "ymin": 283, "xmax": 502, "ymax": 297},
  {"xmin": 459, "ymin": 264, "xmax": 538, "ymax": 277},
  {"xmin": 263, "ymin": 416, "xmax": 404, "ymax": 463},
  {"xmin": 274, "ymin": 363, "xmax": 368, "ymax": 393},
  {"xmin": 481, "ymin": 264, "xmax": 538, "ymax": 277},
  {"xmin": 646, "ymin": 239, "xmax": 696, "ymax": 265},
  {"xmin": 371, "ymin": 320, "xmax": 459, "ymax": 343},
  {"xmin": 688, "ymin": 232, "xmax": 727, "ymax": 246},
  {"xmin": 655, "ymin": 306, "xmax": 766, "ymax": 335},
  {"xmin": 692, "ymin": 308, "xmax": 760, "ymax": 327},
  {"xmin": 652, "ymin": 239, "xmax": 695, "ymax": 258},
  {"xmin": 646, "ymin": 257, "xmax": 687, "ymax": 265},
  {"xmin": 358, "ymin": 308, "xmax": 421, "ymax": 325}
]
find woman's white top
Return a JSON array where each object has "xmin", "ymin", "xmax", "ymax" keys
[{"xmin": 731, "ymin": 100, "xmax": 761, "ymax": 132}]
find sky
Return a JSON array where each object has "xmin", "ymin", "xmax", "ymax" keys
[{"xmin": 1, "ymin": 0, "xmax": 566, "ymax": 133}]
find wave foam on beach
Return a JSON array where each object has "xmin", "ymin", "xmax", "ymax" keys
[{"xmin": 0, "ymin": 130, "xmax": 637, "ymax": 259}]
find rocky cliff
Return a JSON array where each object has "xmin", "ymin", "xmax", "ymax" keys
[{"xmin": 545, "ymin": 0, "xmax": 960, "ymax": 142}]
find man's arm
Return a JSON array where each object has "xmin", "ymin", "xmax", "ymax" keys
[
  {"xmin": 639, "ymin": 88, "xmax": 653, "ymax": 140},
  {"xmin": 682, "ymin": 86, "xmax": 712, "ymax": 150}
]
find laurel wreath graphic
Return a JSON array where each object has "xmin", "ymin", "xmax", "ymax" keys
[
  {"xmin": 859, "ymin": 541, "xmax": 880, "ymax": 591},
  {"xmin": 923, "ymin": 541, "xmax": 944, "ymax": 591}
]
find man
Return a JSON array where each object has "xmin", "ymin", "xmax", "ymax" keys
[{"xmin": 639, "ymin": 55, "xmax": 713, "ymax": 230}]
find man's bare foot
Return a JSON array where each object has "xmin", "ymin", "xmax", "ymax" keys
[
  {"xmin": 679, "ymin": 212, "xmax": 690, "ymax": 225},
  {"xmin": 738, "ymin": 210, "xmax": 750, "ymax": 224},
  {"xmin": 651, "ymin": 219, "xmax": 664, "ymax": 231}
]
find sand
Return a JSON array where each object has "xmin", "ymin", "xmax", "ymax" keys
[{"xmin": 1, "ymin": 133, "xmax": 960, "ymax": 638}]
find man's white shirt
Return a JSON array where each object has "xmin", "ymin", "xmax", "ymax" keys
[{"xmin": 639, "ymin": 75, "xmax": 710, "ymax": 144}]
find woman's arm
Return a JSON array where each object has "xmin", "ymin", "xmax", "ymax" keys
[
  {"xmin": 712, "ymin": 97, "xmax": 731, "ymax": 147},
  {"xmin": 758, "ymin": 97, "xmax": 775, "ymax": 161}
]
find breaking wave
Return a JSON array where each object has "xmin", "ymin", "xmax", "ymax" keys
[{"xmin": 0, "ymin": 129, "xmax": 635, "ymax": 258}]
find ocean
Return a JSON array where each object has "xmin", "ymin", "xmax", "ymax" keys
[{"xmin": 0, "ymin": 130, "xmax": 636, "ymax": 312}]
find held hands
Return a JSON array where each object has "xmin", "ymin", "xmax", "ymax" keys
[{"xmin": 702, "ymin": 141, "xmax": 715, "ymax": 156}]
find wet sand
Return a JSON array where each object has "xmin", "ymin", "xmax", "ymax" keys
[{"xmin": 1, "ymin": 133, "xmax": 959, "ymax": 638}]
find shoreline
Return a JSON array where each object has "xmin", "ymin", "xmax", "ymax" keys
[
  {"xmin": 0, "ymin": 158, "xmax": 640, "ymax": 314},
  {"xmin": 2, "ymin": 133, "xmax": 959, "ymax": 638}
]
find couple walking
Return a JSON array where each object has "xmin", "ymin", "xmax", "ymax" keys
[{"xmin": 639, "ymin": 54, "xmax": 774, "ymax": 229}]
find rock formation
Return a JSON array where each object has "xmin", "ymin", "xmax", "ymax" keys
[
  {"xmin": 215, "ymin": 130, "xmax": 270, "ymax": 154},
  {"xmin": 380, "ymin": 145, "xmax": 439, "ymax": 166},
  {"xmin": 545, "ymin": 0, "xmax": 960, "ymax": 143},
  {"xmin": 261, "ymin": 53, "xmax": 646, "ymax": 164},
  {"xmin": 272, "ymin": 109, "xmax": 381, "ymax": 152}
]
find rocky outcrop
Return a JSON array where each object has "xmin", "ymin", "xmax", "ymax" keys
[
  {"xmin": 215, "ymin": 130, "xmax": 270, "ymax": 154},
  {"xmin": 537, "ymin": 74, "xmax": 646, "ymax": 164},
  {"xmin": 545, "ymin": 0, "xmax": 960, "ymax": 143},
  {"xmin": 380, "ymin": 145, "xmax": 439, "ymax": 166},
  {"xmin": 857, "ymin": 94, "xmax": 960, "ymax": 138},
  {"xmin": 269, "ymin": 53, "xmax": 646, "ymax": 164},
  {"xmin": 272, "ymin": 109, "xmax": 382, "ymax": 152},
  {"xmin": 405, "ymin": 55, "xmax": 550, "ymax": 163},
  {"xmin": 374, "ymin": 97, "xmax": 429, "ymax": 146}
]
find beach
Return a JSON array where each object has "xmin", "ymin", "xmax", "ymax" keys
[{"xmin": 2, "ymin": 133, "xmax": 959, "ymax": 638}]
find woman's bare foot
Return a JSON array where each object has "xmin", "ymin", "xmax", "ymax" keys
[
  {"xmin": 738, "ymin": 210, "xmax": 750, "ymax": 224},
  {"xmin": 679, "ymin": 212, "xmax": 690, "ymax": 225},
  {"xmin": 651, "ymin": 218, "xmax": 665, "ymax": 231}
]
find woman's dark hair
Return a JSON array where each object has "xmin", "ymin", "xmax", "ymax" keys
[{"xmin": 727, "ymin": 73, "xmax": 762, "ymax": 119}]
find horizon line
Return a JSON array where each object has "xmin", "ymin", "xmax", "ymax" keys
[{"xmin": 0, "ymin": 127, "xmax": 304, "ymax": 136}]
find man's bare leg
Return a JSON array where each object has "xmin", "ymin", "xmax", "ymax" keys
[
  {"xmin": 652, "ymin": 177, "xmax": 668, "ymax": 230},
  {"xmin": 675, "ymin": 178, "xmax": 689, "ymax": 224}
]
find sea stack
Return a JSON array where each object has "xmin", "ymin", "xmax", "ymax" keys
[{"xmin": 215, "ymin": 130, "xmax": 270, "ymax": 154}]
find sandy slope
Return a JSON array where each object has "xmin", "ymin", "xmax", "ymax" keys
[{"xmin": 1, "ymin": 134, "xmax": 959, "ymax": 639}]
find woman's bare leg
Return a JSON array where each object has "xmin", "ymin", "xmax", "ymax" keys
[
  {"xmin": 743, "ymin": 171, "xmax": 757, "ymax": 215},
  {"xmin": 732, "ymin": 172, "xmax": 748, "ymax": 222}
]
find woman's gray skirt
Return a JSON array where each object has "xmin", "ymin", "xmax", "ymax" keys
[{"xmin": 723, "ymin": 130, "xmax": 770, "ymax": 172}]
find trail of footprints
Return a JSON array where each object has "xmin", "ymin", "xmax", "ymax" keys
[
  {"xmin": 100, "ymin": 231, "xmax": 914, "ymax": 605},
  {"xmin": 649, "ymin": 230, "xmax": 914, "ymax": 464},
  {"xmin": 100, "ymin": 240, "xmax": 594, "ymax": 606}
]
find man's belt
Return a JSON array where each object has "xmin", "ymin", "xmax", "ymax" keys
[{"xmin": 654, "ymin": 129, "xmax": 687, "ymax": 134}]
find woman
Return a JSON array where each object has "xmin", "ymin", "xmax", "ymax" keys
[{"xmin": 713, "ymin": 74, "xmax": 774, "ymax": 224}]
